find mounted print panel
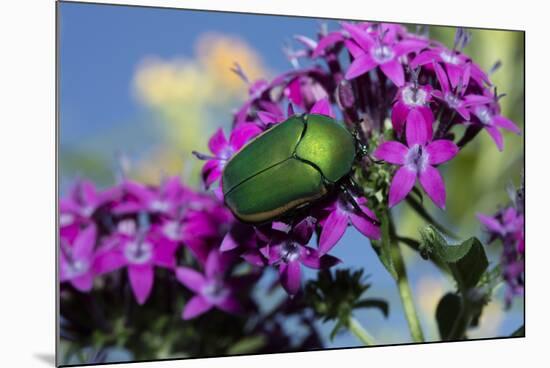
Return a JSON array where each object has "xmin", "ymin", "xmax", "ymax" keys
[{"xmin": 57, "ymin": 1, "xmax": 525, "ymax": 366}]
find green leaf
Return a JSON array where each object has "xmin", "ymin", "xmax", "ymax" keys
[
  {"xmin": 420, "ymin": 225, "xmax": 489, "ymax": 290},
  {"xmin": 227, "ymin": 335, "xmax": 267, "ymax": 355},
  {"xmin": 435, "ymin": 293, "xmax": 466, "ymax": 340},
  {"xmin": 354, "ymin": 298, "xmax": 389, "ymax": 318}
]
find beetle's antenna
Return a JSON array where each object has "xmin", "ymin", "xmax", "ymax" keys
[{"xmin": 339, "ymin": 184, "xmax": 380, "ymax": 226}]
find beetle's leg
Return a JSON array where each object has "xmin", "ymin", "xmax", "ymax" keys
[
  {"xmin": 346, "ymin": 176, "xmax": 366, "ymax": 197},
  {"xmin": 339, "ymin": 184, "xmax": 381, "ymax": 227}
]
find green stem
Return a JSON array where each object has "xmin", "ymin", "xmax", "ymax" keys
[
  {"xmin": 385, "ymin": 211, "xmax": 425, "ymax": 343},
  {"xmin": 348, "ymin": 317, "xmax": 376, "ymax": 346}
]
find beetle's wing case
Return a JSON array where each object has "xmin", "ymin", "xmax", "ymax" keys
[
  {"xmin": 222, "ymin": 116, "xmax": 304, "ymax": 195},
  {"xmin": 224, "ymin": 158, "xmax": 327, "ymax": 223},
  {"xmin": 295, "ymin": 114, "xmax": 356, "ymax": 183}
]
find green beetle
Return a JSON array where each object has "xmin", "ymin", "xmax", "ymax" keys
[{"xmin": 222, "ymin": 114, "xmax": 370, "ymax": 224}]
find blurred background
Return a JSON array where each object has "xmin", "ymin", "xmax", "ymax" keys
[{"xmin": 59, "ymin": 2, "xmax": 524, "ymax": 354}]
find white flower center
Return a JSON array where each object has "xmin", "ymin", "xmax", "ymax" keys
[
  {"xmin": 60, "ymin": 213, "xmax": 75, "ymax": 227},
  {"xmin": 475, "ymin": 106, "xmax": 493, "ymax": 125},
  {"xmin": 66, "ymin": 259, "xmax": 90, "ymax": 278},
  {"xmin": 402, "ymin": 86, "xmax": 427, "ymax": 107},
  {"xmin": 440, "ymin": 50, "xmax": 460, "ymax": 65},
  {"xmin": 118, "ymin": 219, "xmax": 137, "ymax": 236},
  {"xmin": 371, "ymin": 45, "xmax": 395, "ymax": 64},
  {"xmin": 281, "ymin": 242, "xmax": 301, "ymax": 263},
  {"xmin": 124, "ymin": 240, "xmax": 153, "ymax": 265},
  {"xmin": 162, "ymin": 221, "xmax": 180, "ymax": 241},
  {"xmin": 405, "ymin": 144, "xmax": 429, "ymax": 173},
  {"xmin": 202, "ymin": 279, "xmax": 229, "ymax": 303},
  {"xmin": 444, "ymin": 92, "xmax": 461, "ymax": 109},
  {"xmin": 150, "ymin": 199, "xmax": 170, "ymax": 212}
]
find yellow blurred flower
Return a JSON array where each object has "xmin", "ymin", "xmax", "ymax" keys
[{"xmin": 131, "ymin": 32, "xmax": 268, "ymax": 185}]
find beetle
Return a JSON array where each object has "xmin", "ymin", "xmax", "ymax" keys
[{"xmin": 222, "ymin": 113, "xmax": 377, "ymax": 225}]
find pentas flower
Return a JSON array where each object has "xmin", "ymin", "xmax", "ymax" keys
[
  {"xmin": 391, "ymin": 80, "xmax": 434, "ymax": 138},
  {"xmin": 343, "ymin": 22, "xmax": 427, "ymax": 86},
  {"xmin": 60, "ymin": 180, "xmax": 120, "ymax": 240},
  {"xmin": 284, "ymin": 75, "xmax": 329, "ymax": 112},
  {"xmin": 469, "ymin": 102, "xmax": 521, "ymax": 151},
  {"xmin": 93, "ymin": 219, "xmax": 178, "ymax": 305},
  {"xmin": 60, "ymin": 224, "xmax": 97, "ymax": 292},
  {"xmin": 318, "ymin": 196, "xmax": 381, "ymax": 254},
  {"xmin": 260, "ymin": 218, "xmax": 341, "ymax": 295},
  {"xmin": 432, "ymin": 62, "xmax": 492, "ymax": 121},
  {"xmin": 258, "ymin": 97, "xmax": 335, "ymax": 127},
  {"xmin": 374, "ymin": 116, "xmax": 459, "ymax": 209},
  {"xmin": 195, "ymin": 123, "xmax": 262, "ymax": 189},
  {"xmin": 477, "ymin": 205, "xmax": 524, "ymax": 305},
  {"xmin": 411, "ymin": 44, "xmax": 490, "ymax": 88},
  {"xmin": 176, "ymin": 249, "xmax": 244, "ymax": 319},
  {"xmin": 112, "ymin": 177, "xmax": 189, "ymax": 217},
  {"xmin": 477, "ymin": 207, "xmax": 524, "ymax": 248}
]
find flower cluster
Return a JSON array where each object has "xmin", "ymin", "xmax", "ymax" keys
[
  {"xmin": 60, "ymin": 177, "xmax": 256, "ymax": 319},
  {"xmin": 477, "ymin": 183, "xmax": 525, "ymax": 306}
]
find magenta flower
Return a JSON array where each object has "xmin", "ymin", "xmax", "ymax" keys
[
  {"xmin": 93, "ymin": 221, "xmax": 178, "ymax": 305},
  {"xmin": 258, "ymin": 97, "xmax": 335, "ymax": 128},
  {"xmin": 411, "ymin": 44, "xmax": 490, "ymax": 88},
  {"xmin": 260, "ymin": 219, "xmax": 341, "ymax": 295},
  {"xmin": 196, "ymin": 123, "xmax": 262, "ymax": 189},
  {"xmin": 318, "ymin": 196, "xmax": 381, "ymax": 254},
  {"xmin": 432, "ymin": 62, "xmax": 492, "ymax": 121},
  {"xmin": 373, "ymin": 115, "xmax": 459, "ymax": 209},
  {"xmin": 391, "ymin": 82, "xmax": 434, "ymax": 138},
  {"xmin": 470, "ymin": 103, "xmax": 521, "ymax": 151},
  {"xmin": 343, "ymin": 22, "xmax": 427, "ymax": 86},
  {"xmin": 477, "ymin": 207, "xmax": 524, "ymax": 242},
  {"xmin": 60, "ymin": 224, "xmax": 98, "ymax": 292},
  {"xmin": 112, "ymin": 177, "xmax": 189, "ymax": 217},
  {"xmin": 176, "ymin": 250, "xmax": 243, "ymax": 319}
]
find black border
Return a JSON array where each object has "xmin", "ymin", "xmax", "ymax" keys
[{"xmin": 55, "ymin": 1, "xmax": 527, "ymax": 367}]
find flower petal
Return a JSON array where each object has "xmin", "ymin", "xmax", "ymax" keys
[
  {"xmin": 73, "ymin": 224, "xmax": 97, "ymax": 259},
  {"xmin": 342, "ymin": 22, "xmax": 373, "ymax": 51},
  {"xmin": 128, "ymin": 265, "xmax": 154, "ymax": 305},
  {"xmin": 208, "ymin": 128, "xmax": 228, "ymax": 154},
  {"xmin": 419, "ymin": 165, "xmax": 446, "ymax": 209},
  {"xmin": 344, "ymin": 39, "xmax": 363, "ymax": 59},
  {"xmin": 310, "ymin": 98, "xmax": 334, "ymax": 118},
  {"xmin": 318, "ymin": 209, "xmax": 349, "ymax": 254},
  {"xmin": 389, "ymin": 167, "xmax": 417, "ymax": 208},
  {"xmin": 391, "ymin": 101, "xmax": 409, "ymax": 136},
  {"xmin": 182, "ymin": 295, "xmax": 212, "ymax": 320},
  {"xmin": 394, "ymin": 39, "xmax": 428, "ymax": 56},
  {"xmin": 426, "ymin": 140, "xmax": 459, "ymax": 165},
  {"xmin": 241, "ymin": 250, "xmax": 267, "ymax": 267},
  {"xmin": 349, "ymin": 212, "xmax": 381, "ymax": 240},
  {"xmin": 345, "ymin": 54, "xmax": 377, "ymax": 80},
  {"xmin": 373, "ymin": 141, "xmax": 408, "ymax": 164},
  {"xmin": 406, "ymin": 109, "xmax": 429, "ymax": 146},
  {"xmin": 312, "ymin": 32, "xmax": 344, "ymax": 57},
  {"xmin": 93, "ymin": 249, "xmax": 126, "ymax": 275},
  {"xmin": 301, "ymin": 246, "xmax": 341, "ymax": 269},
  {"xmin": 380, "ymin": 59, "xmax": 405, "ymax": 87},
  {"xmin": 215, "ymin": 294, "xmax": 243, "ymax": 314},
  {"xmin": 279, "ymin": 261, "xmax": 301, "ymax": 295},
  {"xmin": 71, "ymin": 273, "xmax": 94, "ymax": 292},
  {"xmin": 175, "ymin": 267, "xmax": 206, "ymax": 293},
  {"xmin": 477, "ymin": 213, "xmax": 504, "ymax": 234},
  {"xmin": 485, "ymin": 126, "xmax": 504, "ymax": 151},
  {"xmin": 230, "ymin": 123, "xmax": 262, "ymax": 150},
  {"xmin": 434, "ymin": 62, "xmax": 450, "ymax": 93},
  {"xmin": 493, "ymin": 116, "xmax": 521, "ymax": 134}
]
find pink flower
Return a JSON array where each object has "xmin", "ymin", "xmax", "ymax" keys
[
  {"xmin": 197, "ymin": 123, "xmax": 262, "ymax": 189},
  {"xmin": 318, "ymin": 196, "xmax": 381, "ymax": 254},
  {"xmin": 60, "ymin": 224, "xmax": 97, "ymax": 292},
  {"xmin": 343, "ymin": 22, "xmax": 427, "ymax": 86},
  {"xmin": 374, "ymin": 113, "xmax": 459, "ymax": 209},
  {"xmin": 93, "ymin": 220, "xmax": 178, "ymax": 305}
]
